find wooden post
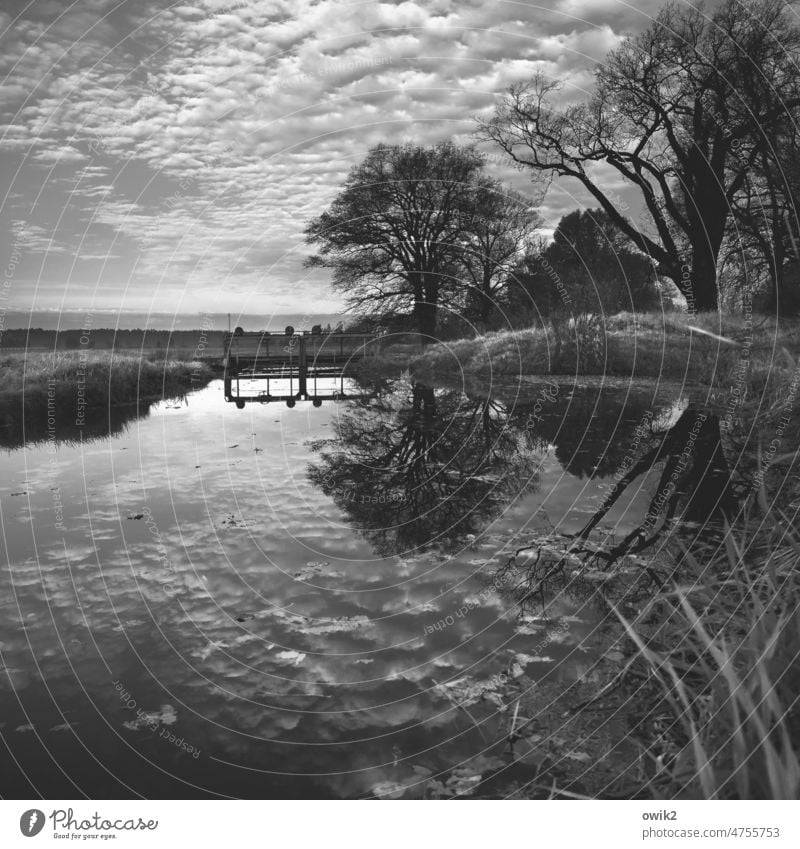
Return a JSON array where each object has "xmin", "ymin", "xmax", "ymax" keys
[{"xmin": 298, "ymin": 333, "xmax": 308, "ymax": 398}]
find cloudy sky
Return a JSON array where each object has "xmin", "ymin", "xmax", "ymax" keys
[{"xmin": 0, "ymin": 0, "xmax": 668, "ymax": 324}]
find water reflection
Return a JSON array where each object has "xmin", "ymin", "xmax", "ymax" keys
[
  {"xmin": 1, "ymin": 374, "xmax": 740, "ymax": 799},
  {"xmin": 308, "ymin": 379, "xmax": 541, "ymax": 556},
  {"xmin": 0, "ymin": 394, "xmax": 176, "ymax": 450},
  {"xmin": 575, "ymin": 407, "xmax": 737, "ymax": 560}
]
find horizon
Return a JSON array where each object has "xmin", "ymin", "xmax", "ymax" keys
[{"xmin": 0, "ymin": 310, "xmax": 344, "ymax": 331}]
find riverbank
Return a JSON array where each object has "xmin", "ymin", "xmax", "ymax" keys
[
  {"xmin": 385, "ymin": 318, "xmax": 800, "ymax": 799},
  {"xmin": 494, "ymin": 493, "xmax": 800, "ymax": 799},
  {"xmin": 410, "ymin": 312, "xmax": 800, "ymax": 390},
  {"xmin": 461, "ymin": 345, "xmax": 800, "ymax": 800},
  {"xmin": 0, "ymin": 352, "xmax": 214, "ymax": 437}
]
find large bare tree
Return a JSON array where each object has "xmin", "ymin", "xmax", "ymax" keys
[
  {"xmin": 726, "ymin": 110, "xmax": 800, "ymax": 314},
  {"xmin": 304, "ymin": 142, "xmax": 487, "ymax": 338},
  {"xmin": 477, "ymin": 0, "xmax": 800, "ymax": 313}
]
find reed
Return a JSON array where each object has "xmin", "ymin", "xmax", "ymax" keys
[{"xmin": 0, "ymin": 351, "xmax": 213, "ymax": 414}]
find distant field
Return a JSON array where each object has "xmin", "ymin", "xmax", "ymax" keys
[{"xmin": 0, "ymin": 344, "xmax": 225, "ymax": 358}]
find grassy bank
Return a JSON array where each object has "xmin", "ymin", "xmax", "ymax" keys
[
  {"xmin": 0, "ymin": 351, "xmax": 214, "ymax": 425},
  {"xmin": 475, "ymin": 346, "xmax": 800, "ymax": 800},
  {"xmin": 411, "ymin": 312, "xmax": 800, "ymax": 390},
  {"xmin": 497, "ymin": 501, "xmax": 800, "ymax": 799}
]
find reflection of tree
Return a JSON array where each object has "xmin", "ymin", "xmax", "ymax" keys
[
  {"xmin": 491, "ymin": 407, "xmax": 740, "ymax": 614},
  {"xmin": 308, "ymin": 381, "xmax": 540, "ymax": 556},
  {"xmin": 483, "ymin": 406, "xmax": 759, "ymax": 800},
  {"xmin": 0, "ymin": 397, "xmax": 155, "ymax": 449},
  {"xmin": 576, "ymin": 408, "xmax": 737, "ymax": 559},
  {"xmin": 511, "ymin": 387, "xmax": 656, "ymax": 480}
]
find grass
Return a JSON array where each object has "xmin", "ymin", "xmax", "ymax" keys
[
  {"xmin": 411, "ymin": 311, "xmax": 800, "ymax": 391},
  {"xmin": 0, "ymin": 351, "xmax": 214, "ymax": 417},
  {"xmin": 624, "ymin": 356, "xmax": 800, "ymax": 799},
  {"xmin": 492, "ymin": 503, "xmax": 800, "ymax": 800},
  {"xmin": 613, "ymin": 508, "xmax": 800, "ymax": 799}
]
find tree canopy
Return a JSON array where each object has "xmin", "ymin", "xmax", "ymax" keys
[
  {"xmin": 478, "ymin": 0, "xmax": 800, "ymax": 313},
  {"xmin": 304, "ymin": 142, "xmax": 538, "ymax": 337},
  {"xmin": 305, "ymin": 142, "xmax": 487, "ymax": 338},
  {"xmin": 508, "ymin": 209, "xmax": 660, "ymax": 319}
]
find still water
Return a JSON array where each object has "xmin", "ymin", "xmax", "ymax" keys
[{"xmin": 0, "ymin": 376, "xmax": 701, "ymax": 798}]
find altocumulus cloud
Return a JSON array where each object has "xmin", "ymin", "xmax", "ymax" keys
[{"xmin": 0, "ymin": 0, "xmax": 663, "ymax": 316}]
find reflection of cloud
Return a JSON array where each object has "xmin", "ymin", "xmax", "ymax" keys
[{"xmin": 0, "ymin": 385, "xmax": 596, "ymax": 796}]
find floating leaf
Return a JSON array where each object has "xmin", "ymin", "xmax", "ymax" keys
[
  {"xmin": 447, "ymin": 772, "xmax": 482, "ymax": 796},
  {"xmin": 372, "ymin": 781, "xmax": 407, "ymax": 799},
  {"xmin": 275, "ymin": 650, "xmax": 306, "ymax": 666},
  {"xmin": 411, "ymin": 765, "xmax": 433, "ymax": 778},
  {"xmin": 514, "ymin": 653, "xmax": 554, "ymax": 666}
]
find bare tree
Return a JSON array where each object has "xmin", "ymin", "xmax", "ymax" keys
[
  {"xmin": 458, "ymin": 179, "xmax": 540, "ymax": 326},
  {"xmin": 477, "ymin": 0, "xmax": 800, "ymax": 313},
  {"xmin": 727, "ymin": 113, "xmax": 800, "ymax": 314},
  {"xmin": 304, "ymin": 142, "xmax": 487, "ymax": 339}
]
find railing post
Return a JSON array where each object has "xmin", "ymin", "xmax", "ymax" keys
[{"xmin": 298, "ymin": 334, "xmax": 307, "ymax": 399}]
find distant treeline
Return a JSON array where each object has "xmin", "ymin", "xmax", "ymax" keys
[{"xmin": 0, "ymin": 328, "xmax": 226, "ymax": 355}]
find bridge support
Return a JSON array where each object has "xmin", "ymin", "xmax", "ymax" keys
[{"xmin": 222, "ymin": 330, "xmax": 378, "ymax": 407}]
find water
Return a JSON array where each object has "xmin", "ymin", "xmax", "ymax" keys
[{"xmin": 0, "ymin": 376, "xmax": 707, "ymax": 798}]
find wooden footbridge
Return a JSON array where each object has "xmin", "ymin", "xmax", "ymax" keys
[{"xmin": 223, "ymin": 327, "xmax": 380, "ymax": 407}]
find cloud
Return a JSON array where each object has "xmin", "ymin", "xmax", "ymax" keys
[
  {"xmin": 0, "ymin": 0, "xmax": 654, "ymax": 314},
  {"xmin": 31, "ymin": 144, "xmax": 88, "ymax": 164}
]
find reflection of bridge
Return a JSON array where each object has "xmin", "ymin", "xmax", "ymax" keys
[{"xmin": 223, "ymin": 329, "xmax": 379, "ymax": 407}]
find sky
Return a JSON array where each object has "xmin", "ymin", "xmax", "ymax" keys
[{"xmin": 0, "ymin": 0, "xmax": 670, "ymax": 326}]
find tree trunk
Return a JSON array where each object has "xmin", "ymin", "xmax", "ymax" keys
[
  {"xmin": 678, "ymin": 163, "xmax": 727, "ymax": 314},
  {"xmin": 671, "ymin": 248, "xmax": 719, "ymax": 313},
  {"xmin": 479, "ymin": 270, "xmax": 495, "ymax": 324},
  {"xmin": 413, "ymin": 274, "xmax": 440, "ymax": 343},
  {"xmin": 689, "ymin": 269, "xmax": 719, "ymax": 312},
  {"xmin": 413, "ymin": 298, "xmax": 438, "ymax": 343}
]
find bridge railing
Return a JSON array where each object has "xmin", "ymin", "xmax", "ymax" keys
[{"xmin": 223, "ymin": 331, "xmax": 379, "ymax": 367}]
